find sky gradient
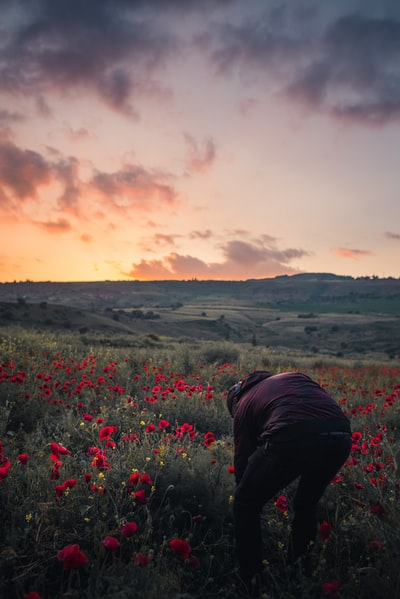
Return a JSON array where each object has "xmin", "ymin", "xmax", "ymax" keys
[{"xmin": 1, "ymin": 0, "xmax": 400, "ymax": 282}]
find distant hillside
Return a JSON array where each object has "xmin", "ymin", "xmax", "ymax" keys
[
  {"xmin": 0, "ymin": 274, "xmax": 399, "ymax": 359},
  {"xmin": 0, "ymin": 274, "xmax": 399, "ymax": 313}
]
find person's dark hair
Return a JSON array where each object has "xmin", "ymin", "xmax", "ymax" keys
[
  {"xmin": 227, "ymin": 382, "xmax": 242, "ymax": 416},
  {"xmin": 226, "ymin": 371, "xmax": 273, "ymax": 416}
]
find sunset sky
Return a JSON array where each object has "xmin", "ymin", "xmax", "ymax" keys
[{"xmin": 1, "ymin": 0, "xmax": 400, "ymax": 282}]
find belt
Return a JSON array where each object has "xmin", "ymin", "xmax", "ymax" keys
[
  {"xmin": 319, "ymin": 431, "xmax": 350, "ymax": 436},
  {"xmin": 262, "ymin": 431, "xmax": 350, "ymax": 450}
]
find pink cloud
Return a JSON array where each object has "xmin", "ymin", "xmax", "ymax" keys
[
  {"xmin": 126, "ymin": 237, "xmax": 307, "ymax": 280},
  {"xmin": 333, "ymin": 247, "xmax": 372, "ymax": 260},
  {"xmin": 90, "ymin": 164, "xmax": 177, "ymax": 211},
  {"xmin": 33, "ymin": 218, "xmax": 72, "ymax": 233}
]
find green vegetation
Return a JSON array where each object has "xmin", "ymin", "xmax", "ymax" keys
[{"xmin": 268, "ymin": 298, "xmax": 400, "ymax": 316}]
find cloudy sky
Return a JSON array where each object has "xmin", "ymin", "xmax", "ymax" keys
[{"xmin": 1, "ymin": 0, "xmax": 400, "ymax": 282}]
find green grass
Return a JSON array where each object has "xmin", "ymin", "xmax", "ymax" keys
[{"xmin": 267, "ymin": 299, "xmax": 400, "ymax": 316}]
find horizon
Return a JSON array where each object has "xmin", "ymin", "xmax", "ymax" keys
[
  {"xmin": 1, "ymin": 272, "xmax": 398, "ymax": 286},
  {"xmin": 1, "ymin": 1, "xmax": 400, "ymax": 283}
]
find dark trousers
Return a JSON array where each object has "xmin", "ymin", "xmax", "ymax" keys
[{"xmin": 233, "ymin": 434, "xmax": 351, "ymax": 584}]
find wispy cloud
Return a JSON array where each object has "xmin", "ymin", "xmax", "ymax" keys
[
  {"xmin": 33, "ymin": 218, "xmax": 72, "ymax": 233},
  {"xmin": 190, "ymin": 229, "xmax": 213, "ymax": 240},
  {"xmin": 184, "ymin": 134, "xmax": 216, "ymax": 174},
  {"xmin": 385, "ymin": 231, "xmax": 400, "ymax": 240},
  {"xmin": 90, "ymin": 164, "xmax": 177, "ymax": 212},
  {"xmin": 333, "ymin": 247, "xmax": 372, "ymax": 260}
]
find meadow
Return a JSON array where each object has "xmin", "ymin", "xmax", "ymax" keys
[{"xmin": 0, "ymin": 326, "xmax": 399, "ymax": 598}]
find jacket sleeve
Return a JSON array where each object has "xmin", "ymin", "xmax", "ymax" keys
[{"xmin": 233, "ymin": 415, "xmax": 258, "ymax": 484}]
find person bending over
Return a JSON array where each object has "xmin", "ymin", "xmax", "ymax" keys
[{"xmin": 226, "ymin": 370, "xmax": 351, "ymax": 592}]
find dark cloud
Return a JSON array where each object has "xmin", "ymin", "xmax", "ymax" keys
[
  {"xmin": 98, "ymin": 69, "xmax": 136, "ymax": 116},
  {"xmin": 0, "ymin": 0, "xmax": 232, "ymax": 117},
  {"xmin": 0, "ymin": 0, "xmax": 179, "ymax": 113},
  {"xmin": 289, "ymin": 14, "xmax": 400, "ymax": 124},
  {"xmin": 206, "ymin": 3, "xmax": 400, "ymax": 125},
  {"xmin": 3, "ymin": 2, "xmax": 400, "ymax": 125}
]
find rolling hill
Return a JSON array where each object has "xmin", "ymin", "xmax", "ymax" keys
[{"xmin": 0, "ymin": 274, "xmax": 399, "ymax": 358}]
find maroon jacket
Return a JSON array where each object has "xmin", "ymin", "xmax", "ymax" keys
[{"xmin": 233, "ymin": 372, "xmax": 351, "ymax": 483}]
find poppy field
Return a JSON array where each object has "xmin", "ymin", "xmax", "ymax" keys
[{"xmin": 0, "ymin": 328, "xmax": 400, "ymax": 598}]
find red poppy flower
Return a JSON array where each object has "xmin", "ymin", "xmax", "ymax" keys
[
  {"xmin": 140, "ymin": 473, "xmax": 153, "ymax": 486},
  {"xmin": 129, "ymin": 472, "xmax": 141, "ymax": 486},
  {"xmin": 319, "ymin": 521, "xmax": 333, "ymax": 541},
  {"xmin": 134, "ymin": 553, "xmax": 152, "ymax": 566},
  {"xmin": 0, "ymin": 460, "xmax": 11, "ymax": 481},
  {"xmin": 322, "ymin": 580, "xmax": 339, "ymax": 596},
  {"xmin": 145, "ymin": 424, "xmax": 156, "ymax": 433},
  {"xmin": 370, "ymin": 502, "xmax": 387, "ymax": 515},
  {"xmin": 18, "ymin": 453, "xmax": 28, "ymax": 465},
  {"xmin": 103, "ymin": 536, "xmax": 120, "ymax": 551},
  {"xmin": 369, "ymin": 540, "xmax": 384, "ymax": 550},
  {"xmin": 50, "ymin": 443, "xmax": 70, "ymax": 459},
  {"xmin": 158, "ymin": 419, "xmax": 170, "ymax": 429},
  {"xmin": 204, "ymin": 431, "xmax": 215, "ymax": 447},
  {"xmin": 134, "ymin": 489, "xmax": 147, "ymax": 504},
  {"xmin": 354, "ymin": 482, "xmax": 365, "ymax": 490},
  {"xmin": 63, "ymin": 479, "xmax": 76, "ymax": 490},
  {"xmin": 227, "ymin": 466, "xmax": 235, "ymax": 474},
  {"xmin": 57, "ymin": 544, "xmax": 88, "ymax": 570},
  {"xmin": 275, "ymin": 495, "xmax": 288, "ymax": 512},
  {"xmin": 129, "ymin": 472, "xmax": 153, "ymax": 486},
  {"xmin": 50, "ymin": 461, "xmax": 62, "ymax": 480},
  {"xmin": 169, "ymin": 538, "xmax": 191, "ymax": 560},
  {"xmin": 99, "ymin": 425, "xmax": 118, "ymax": 441},
  {"xmin": 121, "ymin": 521, "xmax": 138, "ymax": 537}
]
